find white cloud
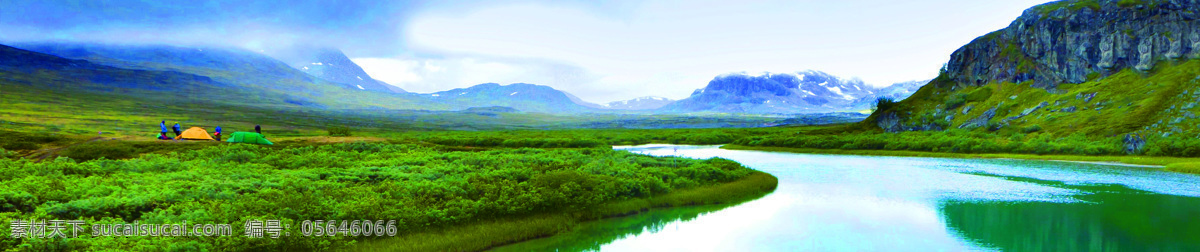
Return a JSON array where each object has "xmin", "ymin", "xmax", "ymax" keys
[
  {"xmin": 354, "ymin": 56, "xmax": 586, "ymax": 95},
  {"xmin": 363, "ymin": 0, "xmax": 1053, "ymax": 102},
  {"xmin": 351, "ymin": 57, "xmax": 424, "ymax": 84}
]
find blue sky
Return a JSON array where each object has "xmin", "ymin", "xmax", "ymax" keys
[{"xmin": 1, "ymin": 0, "xmax": 1054, "ymax": 103}]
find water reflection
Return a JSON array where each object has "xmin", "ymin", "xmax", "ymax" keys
[
  {"xmin": 491, "ymin": 200, "xmax": 754, "ymax": 252},
  {"xmin": 494, "ymin": 145, "xmax": 1200, "ymax": 251},
  {"xmin": 941, "ymin": 174, "xmax": 1200, "ymax": 251}
]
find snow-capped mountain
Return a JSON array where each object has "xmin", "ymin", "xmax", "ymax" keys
[
  {"xmin": 850, "ymin": 79, "xmax": 929, "ymax": 109},
  {"xmin": 659, "ymin": 70, "xmax": 884, "ymax": 114},
  {"xmin": 427, "ymin": 83, "xmax": 596, "ymax": 113},
  {"xmin": 279, "ymin": 47, "xmax": 404, "ymax": 93},
  {"xmin": 602, "ymin": 96, "xmax": 676, "ymax": 110}
]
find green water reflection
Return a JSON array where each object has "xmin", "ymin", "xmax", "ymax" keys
[
  {"xmin": 492, "ymin": 145, "xmax": 1200, "ymax": 251},
  {"xmin": 491, "ymin": 201, "xmax": 748, "ymax": 252},
  {"xmin": 942, "ymin": 174, "xmax": 1200, "ymax": 251}
]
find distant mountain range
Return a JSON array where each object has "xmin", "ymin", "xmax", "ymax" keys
[
  {"xmin": 427, "ymin": 83, "xmax": 597, "ymax": 113},
  {"xmin": 2, "ymin": 42, "xmax": 922, "ymax": 115},
  {"xmin": 603, "ymin": 96, "xmax": 675, "ymax": 110},
  {"xmin": 8, "ymin": 43, "xmax": 438, "ymax": 110},
  {"xmin": 660, "ymin": 70, "xmax": 925, "ymax": 114}
]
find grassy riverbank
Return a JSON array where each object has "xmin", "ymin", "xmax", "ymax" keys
[
  {"xmin": 723, "ymin": 144, "xmax": 1200, "ymax": 172},
  {"xmin": 344, "ymin": 171, "xmax": 776, "ymax": 251},
  {"xmin": 0, "ymin": 140, "xmax": 777, "ymax": 251}
]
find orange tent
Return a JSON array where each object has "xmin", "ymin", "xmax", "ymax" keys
[{"xmin": 176, "ymin": 127, "xmax": 215, "ymax": 140}]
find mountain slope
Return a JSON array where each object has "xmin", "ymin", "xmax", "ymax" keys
[
  {"xmin": 660, "ymin": 70, "xmax": 881, "ymax": 114},
  {"xmin": 428, "ymin": 83, "xmax": 597, "ymax": 113},
  {"xmin": 278, "ymin": 47, "xmax": 404, "ymax": 93},
  {"xmin": 0, "ymin": 44, "xmax": 234, "ymax": 95},
  {"xmin": 869, "ymin": 0, "xmax": 1200, "ymax": 151},
  {"xmin": 11, "ymin": 43, "xmax": 435, "ymax": 110}
]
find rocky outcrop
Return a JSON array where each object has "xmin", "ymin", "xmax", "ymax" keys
[
  {"xmin": 945, "ymin": 0, "xmax": 1200, "ymax": 89},
  {"xmin": 1124, "ymin": 133, "xmax": 1147, "ymax": 154},
  {"xmin": 1004, "ymin": 101, "xmax": 1050, "ymax": 122},
  {"xmin": 959, "ymin": 106, "xmax": 999, "ymax": 129},
  {"xmin": 877, "ymin": 112, "xmax": 903, "ymax": 133}
]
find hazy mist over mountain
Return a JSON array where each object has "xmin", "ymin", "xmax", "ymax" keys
[{"xmin": 0, "ymin": 0, "xmax": 1054, "ymax": 103}]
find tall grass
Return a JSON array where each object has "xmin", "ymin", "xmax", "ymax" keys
[{"xmin": 343, "ymin": 172, "xmax": 777, "ymax": 252}]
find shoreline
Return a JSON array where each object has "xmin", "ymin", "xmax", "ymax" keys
[
  {"xmin": 993, "ymin": 158, "xmax": 1163, "ymax": 168},
  {"xmin": 343, "ymin": 171, "xmax": 779, "ymax": 252},
  {"xmin": 720, "ymin": 145, "xmax": 1200, "ymax": 170}
]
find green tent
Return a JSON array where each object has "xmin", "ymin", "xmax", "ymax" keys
[{"xmin": 226, "ymin": 132, "xmax": 274, "ymax": 145}]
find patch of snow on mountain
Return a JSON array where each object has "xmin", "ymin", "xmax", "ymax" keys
[
  {"xmin": 356, "ymin": 85, "xmax": 364, "ymax": 90},
  {"xmin": 431, "ymin": 94, "xmax": 439, "ymax": 97},
  {"xmin": 826, "ymin": 86, "xmax": 853, "ymax": 100},
  {"xmin": 356, "ymin": 76, "xmax": 363, "ymax": 80},
  {"xmin": 509, "ymin": 92, "xmax": 519, "ymax": 96},
  {"xmin": 311, "ymin": 62, "xmax": 323, "ymax": 65}
]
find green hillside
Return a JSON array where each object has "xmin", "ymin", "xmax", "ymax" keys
[{"xmin": 731, "ymin": 0, "xmax": 1200, "ymax": 164}]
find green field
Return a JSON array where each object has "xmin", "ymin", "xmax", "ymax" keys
[{"xmin": 0, "ymin": 140, "xmax": 776, "ymax": 251}]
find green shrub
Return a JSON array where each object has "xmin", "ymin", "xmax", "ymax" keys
[
  {"xmin": 966, "ymin": 87, "xmax": 993, "ymax": 102},
  {"xmin": 1022, "ymin": 124, "xmax": 1042, "ymax": 133},
  {"xmin": 327, "ymin": 126, "xmax": 352, "ymax": 137},
  {"xmin": 1117, "ymin": 0, "xmax": 1142, "ymax": 7},
  {"xmin": 0, "ymin": 130, "xmax": 64, "ymax": 151},
  {"xmin": 60, "ymin": 141, "xmax": 136, "ymax": 161},
  {"xmin": 1166, "ymin": 162, "xmax": 1200, "ymax": 174},
  {"xmin": 944, "ymin": 94, "xmax": 968, "ymax": 109},
  {"xmin": 874, "ymin": 97, "xmax": 898, "ymax": 112}
]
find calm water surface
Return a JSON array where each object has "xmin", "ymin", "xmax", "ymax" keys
[{"xmin": 493, "ymin": 145, "xmax": 1200, "ymax": 252}]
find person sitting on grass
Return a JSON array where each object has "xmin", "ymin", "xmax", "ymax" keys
[
  {"xmin": 214, "ymin": 126, "xmax": 222, "ymax": 141},
  {"xmin": 255, "ymin": 125, "xmax": 261, "ymax": 134},
  {"xmin": 172, "ymin": 123, "xmax": 182, "ymax": 138}
]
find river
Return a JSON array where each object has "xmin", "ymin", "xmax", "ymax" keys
[{"xmin": 492, "ymin": 144, "xmax": 1200, "ymax": 251}]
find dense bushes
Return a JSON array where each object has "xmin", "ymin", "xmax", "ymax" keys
[
  {"xmin": 398, "ymin": 128, "xmax": 770, "ymax": 148},
  {"xmin": 1165, "ymin": 162, "xmax": 1200, "ymax": 174},
  {"xmin": 328, "ymin": 126, "xmax": 352, "ymax": 137},
  {"xmin": 874, "ymin": 98, "xmax": 897, "ymax": 112},
  {"xmin": 0, "ymin": 130, "xmax": 64, "ymax": 151},
  {"xmin": 1145, "ymin": 136, "xmax": 1200, "ymax": 157},
  {"xmin": 58, "ymin": 140, "xmax": 218, "ymax": 161},
  {"xmin": 0, "ymin": 142, "xmax": 759, "ymax": 251},
  {"xmin": 59, "ymin": 141, "xmax": 137, "ymax": 161},
  {"xmin": 735, "ymin": 130, "xmax": 1124, "ymax": 156}
]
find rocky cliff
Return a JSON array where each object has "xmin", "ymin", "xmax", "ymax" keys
[
  {"xmin": 871, "ymin": 0, "xmax": 1200, "ymax": 143},
  {"xmin": 946, "ymin": 0, "xmax": 1200, "ymax": 89}
]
